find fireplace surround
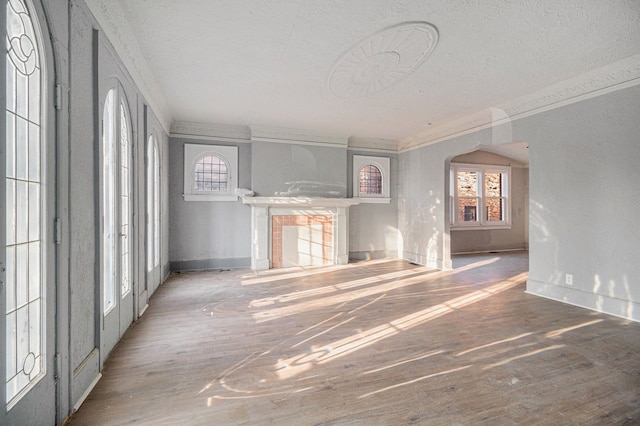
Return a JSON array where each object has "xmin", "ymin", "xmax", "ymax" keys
[{"xmin": 243, "ymin": 197, "xmax": 360, "ymax": 270}]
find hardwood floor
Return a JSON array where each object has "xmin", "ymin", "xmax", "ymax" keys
[{"xmin": 68, "ymin": 252, "xmax": 640, "ymax": 425}]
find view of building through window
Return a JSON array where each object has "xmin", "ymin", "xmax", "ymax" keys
[
  {"xmin": 456, "ymin": 170, "xmax": 478, "ymax": 222},
  {"xmin": 485, "ymin": 172, "xmax": 504, "ymax": 221},
  {"xmin": 451, "ymin": 164, "xmax": 509, "ymax": 228}
]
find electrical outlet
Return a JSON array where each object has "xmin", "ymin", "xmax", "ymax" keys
[{"xmin": 565, "ymin": 274, "xmax": 573, "ymax": 285}]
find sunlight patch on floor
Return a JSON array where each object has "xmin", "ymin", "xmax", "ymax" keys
[{"xmin": 274, "ymin": 272, "xmax": 527, "ymax": 380}]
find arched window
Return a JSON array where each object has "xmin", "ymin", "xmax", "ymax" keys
[
  {"xmin": 183, "ymin": 144, "xmax": 238, "ymax": 201},
  {"xmin": 353, "ymin": 155, "xmax": 391, "ymax": 202},
  {"xmin": 359, "ymin": 164, "xmax": 383, "ymax": 195},
  {"xmin": 5, "ymin": 0, "xmax": 46, "ymax": 406},
  {"xmin": 194, "ymin": 154, "xmax": 228, "ymax": 192}
]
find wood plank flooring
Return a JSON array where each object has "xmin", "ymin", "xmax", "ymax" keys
[{"xmin": 68, "ymin": 252, "xmax": 640, "ymax": 425}]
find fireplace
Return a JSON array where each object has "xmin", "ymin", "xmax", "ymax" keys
[{"xmin": 243, "ymin": 197, "xmax": 360, "ymax": 270}]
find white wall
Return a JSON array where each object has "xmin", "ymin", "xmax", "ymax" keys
[
  {"xmin": 524, "ymin": 85, "xmax": 640, "ymax": 321},
  {"xmin": 399, "ymin": 84, "xmax": 640, "ymax": 320}
]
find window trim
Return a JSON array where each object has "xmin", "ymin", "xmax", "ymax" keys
[
  {"xmin": 450, "ymin": 163, "xmax": 511, "ymax": 230},
  {"xmin": 353, "ymin": 155, "xmax": 391, "ymax": 203},
  {"xmin": 147, "ymin": 134, "xmax": 161, "ymax": 271},
  {"xmin": 183, "ymin": 143, "xmax": 238, "ymax": 201}
]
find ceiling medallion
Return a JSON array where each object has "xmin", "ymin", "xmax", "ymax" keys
[{"xmin": 328, "ymin": 21, "xmax": 438, "ymax": 98}]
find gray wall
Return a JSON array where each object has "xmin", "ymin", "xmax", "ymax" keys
[
  {"xmin": 450, "ymin": 150, "xmax": 528, "ymax": 254},
  {"xmin": 68, "ymin": 0, "xmax": 99, "ymax": 412},
  {"xmin": 168, "ymin": 138, "xmax": 251, "ymax": 270},
  {"xmin": 399, "ymin": 84, "xmax": 640, "ymax": 321},
  {"xmin": 347, "ymin": 151, "xmax": 399, "ymax": 260},
  {"xmin": 168, "ymin": 140, "xmax": 400, "ymax": 268},
  {"xmin": 251, "ymin": 141, "xmax": 347, "ymax": 197}
]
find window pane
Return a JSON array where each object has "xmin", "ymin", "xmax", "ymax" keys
[
  {"xmin": 6, "ymin": 247, "xmax": 16, "ymax": 313},
  {"xmin": 102, "ymin": 89, "xmax": 116, "ymax": 313},
  {"xmin": 153, "ymin": 145, "xmax": 160, "ymax": 267},
  {"xmin": 16, "ymin": 180, "xmax": 28, "ymax": 243},
  {"xmin": 28, "ymin": 122, "xmax": 40, "ymax": 181},
  {"xmin": 28, "ymin": 69, "xmax": 40, "ymax": 124},
  {"xmin": 16, "ymin": 116, "xmax": 28, "ymax": 180},
  {"xmin": 458, "ymin": 198, "xmax": 478, "ymax": 222},
  {"xmin": 6, "ymin": 312, "xmax": 16, "ymax": 377},
  {"xmin": 486, "ymin": 197, "xmax": 504, "ymax": 221},
  {"xmin": 194, "ymin": 155, "xmax": 228, "ymax": 192},
  {"xmin": 146, "ymin": 138, "xmax": 154, "ymax": 271},
  {"xmin": 485, "ymin": 172, "xmax": 503, "ymax": 197},
  {"xmin": 120, "ymin": 103, "xmax": 131, "ymax": 297},
  {"xmin": 6, "ymin": 180, "xmax": 15, "ymax": 245},
  {"xmin": 28, "ymin": 242, "xmax": 40, "ymax": 301},
  {"xmin": 457, "ymin": 171, "xmax": 477, "ymax": 196},
  {"xmin": 359, "ymin": 164, "xmax": 382, "ymax": 195},
  {"xmin": 28, "ymin": 182, "xmax": 39, "ymax": 241},
  {"xmin": 6, "ymin": 112, "xmax": 15, "ymax": 178},
  {"xmin": 16, "ymin": 244, "xmax": 28, "ymax": 308}
]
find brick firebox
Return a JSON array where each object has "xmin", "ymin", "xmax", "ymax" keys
[{"xmin": 271, "ymin": 215, "xmax": 333, "ymax": 268}]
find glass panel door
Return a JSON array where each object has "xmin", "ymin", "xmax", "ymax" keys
[
  {"xmin": 3, "ymin": 0, "xmax": 56, "ymax": 421},
  {"xmin": 100, "ymin": 83, "xmax": 134, "ymax": 359}
]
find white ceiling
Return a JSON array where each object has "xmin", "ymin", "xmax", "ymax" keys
[{"xmin": 89, "ymin": 0, "xmax": 640, "ymax": 156}]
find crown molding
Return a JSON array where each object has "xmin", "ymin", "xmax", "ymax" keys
[
  {"xmin": 250, "ymin": 125, "xmax": 349, "ymax": 148},
  {"xmin": 348, "ymin": 137, "xmax": 398, "ymax": 153},
  {"xmin": 170, "ymin": 121, "xmax": 251, "ymax": 141},
  {"xmin": 398, "ymin": 54, "xmax": 640, "ymax": 152},
  {"xmin": 84, "ymin": 0, "xmax": 172, "ymax": 133}
]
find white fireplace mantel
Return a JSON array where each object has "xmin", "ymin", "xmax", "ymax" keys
[
  {"xmin": 242, "ymin": 196, "xmax": 361, "ymax": 208},
  {"xmin": 243, "ymin": 197, "xmax": 360, "ymax": 271}
]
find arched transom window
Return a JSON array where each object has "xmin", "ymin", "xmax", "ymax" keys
[
  {"xmin": 353, "ymin": 155, "xmax": 391, "ymax": 203},
  {"xmin": 359, "ymin": 164, "xmax": 383, "ymax": 195},
  {"xmin": 183, "ymin": 144, "xmax": 238, "ymax": 201},
  {"xmin": 194, "ymin": 154, "xmax": 228, "ymax": 192}
]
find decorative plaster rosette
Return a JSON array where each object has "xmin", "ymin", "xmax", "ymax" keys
[{"xmin": 328, "ymin": 21, "xmax": 438, "ymax": 98}]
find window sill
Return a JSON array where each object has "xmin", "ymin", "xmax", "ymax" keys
[
  {"xmin": 451, "ymin": 225, "xmax": 512, "ymax": 231},
  {"xmin": 183, "ymin": 194, "xmax": 239, "ymax": 202},
  {"xmin": 352, "ymin": 197, "xmax": 391, "ymax": 204}
]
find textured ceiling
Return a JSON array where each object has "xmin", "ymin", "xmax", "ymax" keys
[{"xmin": 96, "ymin": 0, "xmax": 640, "ymax": 152}]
